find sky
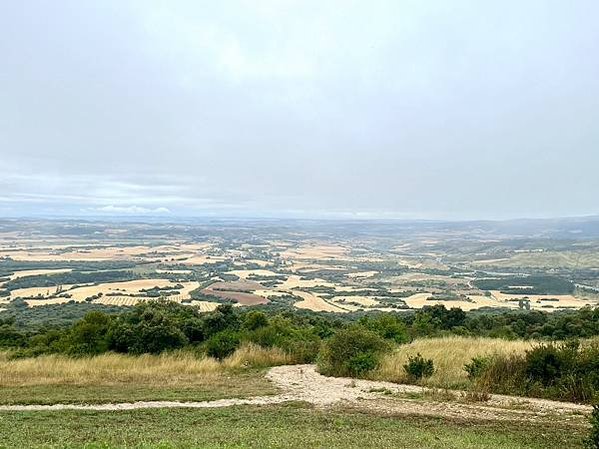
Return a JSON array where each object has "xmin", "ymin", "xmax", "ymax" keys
[{"xmin": 1, "ymin": 0, "xmax": 598, "ymax": 220}]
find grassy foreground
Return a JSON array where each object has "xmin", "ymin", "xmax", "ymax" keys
[
  {"xmin": 0, "ymin": 345, "xmax": 287, "ymax": 404},
  {"xmin": 0, "ymin": 403, "xmax": 585, "ymax": 449}
]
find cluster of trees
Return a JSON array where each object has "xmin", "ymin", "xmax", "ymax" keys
[
  {"xmin": 4, "ymin": 300, "xmax": 599, "ymax": 406},
  {"xmin": 0, "ymin": 302, "xmax": 338, "ymax": 360},
  {"xmin": 4, "ymin": 270, "xmax": 137, "ymax": 291},
  {"xmin": 473, "ymin": 275, "xmax": 575, "ymax": 295},
  {"xmin": 4, "ymin": 302, "xmax": 599, "ymax": 358}
]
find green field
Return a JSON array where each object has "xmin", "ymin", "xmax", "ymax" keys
[{"xmin": 0, "ymin": 403, "xmax": 586, "ymax": 449}]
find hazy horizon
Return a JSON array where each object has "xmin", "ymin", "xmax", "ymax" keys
[{"xmin": 2, "ymin": 1, "xmax": 598, "ymax": 221}]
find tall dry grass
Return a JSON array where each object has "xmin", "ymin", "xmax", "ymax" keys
[
  {"xmin": 372, "ymin": 336, "xmax": 535, "ymax": 389},
  {"xmin": 0, "ymin": 343, "xmax": 290, "ymax": 387}
]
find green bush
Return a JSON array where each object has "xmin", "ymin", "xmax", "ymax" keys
[
  {"xmin": 403, "ymin": 353, "xmax": 434, "ymax": 381},
  {"xmin": 246, "ymin": 317, "xmax": 321, "ymax": 363},
  {"xmin": 65, "ymin": 311, "xmax": 111, "ymax": 356},
  {"xmin": 359, "ymin": 314, "xmax": 410, "ymax": 343},
  {"xmin": 587, "ymin": 405, "xmax": 599, "ymax": 449},
  {"xmin": 464, "ymin": 356, "xmax": 490, "ymax": 381},
  {"xmin": 243, "ymin": 311, "xmax": 269, "ymax": 331},
  {"xmin": 478, "ymin": 341, "xmax": 599, "ymax": 403},
  {"xmin": 317, "ymin": 326, "xmax": 390, "ymax": 378},
  {"xmin": 206, "ymin": 330, "xmax": 241, "ymax": 360},
  {"xmin": 108, "ymin": 303, "xmax": 189, "ymax": 354}
]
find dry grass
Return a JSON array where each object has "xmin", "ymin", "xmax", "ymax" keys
[
  {"xmin": 223, "ymin": 343, "xmax": 293, "ymax": 369},
  {"xmin": 0, "ymin": 351, "xmax": 222, "ymax": 387},
  {"xmin": 0, "ymin": 344, "xmax": 290, "ymax": 388},
  {"xmin": 372, "ymin": 336, "xmax": 534, "ymax": 389},
  {"xmin": 292, "ymin": 291, "xmax": 348, "ymax": 313}
]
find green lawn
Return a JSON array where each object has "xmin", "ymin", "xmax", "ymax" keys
[{"xmin": 0, "ymin": 402, "xmax": 586, "ymax": 449}]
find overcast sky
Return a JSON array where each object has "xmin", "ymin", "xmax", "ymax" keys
[{"xmin": 1, "ymin": 1, "xmax": 598, "ymax": 220}]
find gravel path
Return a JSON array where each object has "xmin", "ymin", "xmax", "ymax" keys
[{"xmin": 0, "ymin": 364, "xmax": 591, "ymax": 421}]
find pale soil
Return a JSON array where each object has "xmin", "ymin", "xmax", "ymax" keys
[
  {"xmin": 11, "ymin": 284, "xmax": 85, "ymax": 300},
  {"xmin": 286, "ymin": 262, "xmax": 347, "ymax": 273},
  {"xmin": 7, "ymin": 268, "xmax": 73, "ymax": 281},
  {"xmin": 491, "ymin": 291, "xmax": 593, "ymax": 310},
  {"xmin": 0, "ymin": 243, "xmax": 214, "ymax": 263},
  {"xmin": 17, "ymin": 280, "xmax": 200, "ymax": 307},
  {"xmin": 346, "ymin": 271, "xmax": 378, "ymax": 279},
  {"xmin": 226, "ymin": 269, "xmax": 280, "ymax": 279},
  {"xmin": 253, "ymin": 290, "xmax": 289, "ymax": 300},
  {"xmin": 187, "ymin": 300, "xmax": 220, "ymax": 312},
  {"xmin": 0, "ymin": 365, "xmax": 590, "ymax": 424},
  {"xmin": 280, "ymin": 244, "xmax": 349, "ymax": 260},
  {"xmin": 292, "ymin": 291, "xmax": 348, "ymax": 313},
  {"xmin": 155, "ymin": 269, "xmax": 192, "ymax": 274},
  {"xmin": 403, "ymin": 292, "xmax": 509, "ymax": 312},
  {"xmin": 332, "ymin": 295, "xmax": 380, "ymax": 307},
  {"xmin": 93, "ymin": 297, "xmax": 142, "ymax": 307},
  {"xmin": 278, "ymin": 275, "xmax": 336, "ymax": 290},
  {"xmin": 182, "ymin": 255, "xmax": 227, "ymax": 265}
]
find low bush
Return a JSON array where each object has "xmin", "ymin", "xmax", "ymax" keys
[
  {"xmin": 403, "ymin": 353, "xmax": 434, "ymax": 381},
  {"xmin": 206, "ymin": 330, "xmax": 241, "ymax": 360},
  {"xmin": 587, "ymin": 405, "xmax": 599, "ymax": 449},
  {"xmin": 477, "ymin": 340, "xmax": 599, "ymax": 403},
  {"xmin": 317, "ymin": 326, "xmax": 390, "ymax": 378},
  {"xmin": 464, "ymin": 356, "xmax": 490, "ymax": 381}
]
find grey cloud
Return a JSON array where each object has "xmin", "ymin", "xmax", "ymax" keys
[{"xmin": 1, "ymin": 1, "xmax": 598, "ymax": 219}]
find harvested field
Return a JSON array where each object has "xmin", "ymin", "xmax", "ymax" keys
[
  {"xmin": 7, "ymin": 268, "xmax": 73, "ymax": 281},
  {"xmin": 402, "ymin": 292, "xmax": 513, "ymax": 311},
  {"xmin": 292, "ymin": 291, "xmax": 347, "ymax": 313},
  {"xmin": 207, "ymin": 280, "xmax": 264, "ymax": 292},
  {"xmin": 490, "ymin": 291, "xmax": 592, "ymax": 310},
  {"xmin": 182, "ymin": 255, "xmax": 227, "ymax": 265},
  {"xmin": 332, "ymin": 295, "xmax": 380, "ymax": 307},
  {"xmin": 12, "ymin": 283, "xmax": 90, "ymax": 300},
  {"xmin": 278, "ymin": 275, "xmax": 336, "ymax": 290},
  {"xmin": 253, "ymin": 290, "xmax": 289, "ymax": 300},
  {"xmin": 204, "ymin": 290, "xmax": 268, "ymax": 306},
  {"xmin": 280, "ymin": 244, "xmax": 349, "ymax": 260},
  {"xmin": 346, "ymin": 271, "xmax": 378, "ymax": 279},
  {"xmin": 188, "ymin": 300, "xmax": 221, "ymax": 312},
  {"xmin": 16, "ymin": 280, "xmax": 200, "ymax": 306},
  {"xmin": 227, "ymin": 269, "xmax": 280, "ymax": 279}
]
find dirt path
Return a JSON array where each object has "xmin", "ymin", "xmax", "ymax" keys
[{"xmin": 0, "ymin": 365, "xmax": 592, "ymax": 421}]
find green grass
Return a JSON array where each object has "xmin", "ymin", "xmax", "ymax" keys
[
  {"xmin": 0, "ymin": 403, "xmax": 586, "ymax": 448},
  {"xmin": 0, "ymin": 371, "xmax": 277, "ymax": 405}
]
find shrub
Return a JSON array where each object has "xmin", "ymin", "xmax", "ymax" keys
[
  {"xmin": 65, "ymin": 311, "xmax": 112, "ymax": 355},
  {"xmin": 403, "ymin": 353, "xmax": 434, "ymax": 381},
  {"xmin": 206, "ymin": 330, "xmax": 241, "ymax": 360},
  {"xmin": 464, "ymin": 356, "xmax": 490, "ymax": 381},
  {"xmin": 359, "ymin": 314, "xmax": 410, "ymax": 343},
  {"xmin": 317, "ymin": 326, "xmax": 390, "ymax": 378},
  {"xmin": 478, "ymin": 341, "xmax": 599, "ymax": 403},
  {"xmin": 203, "ymin": 304, "xmax": 240, "ymax": 337},
  {"xmin": 243, "ymin": 311, "xmax": 269, "ymax": 331},
  {"xmin": 247, "ymin": 317, "xmax": 321, "ymax": 363},
  {"xmin": 587, "ymin": 405, "xmax": 599, "ymax": 449},
  {"xmin": 108, "ymin": 303, "xmax": 189, "ymax": 354}
]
